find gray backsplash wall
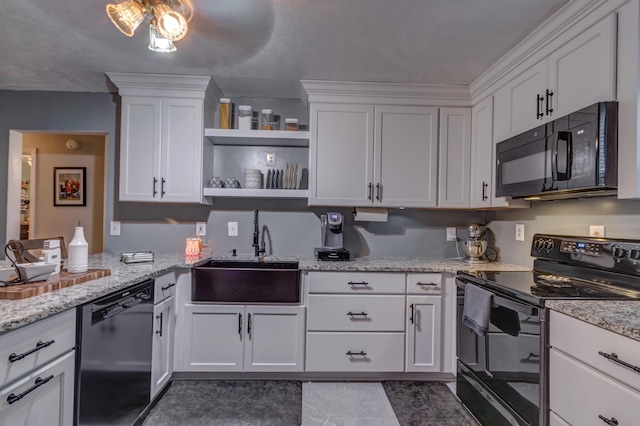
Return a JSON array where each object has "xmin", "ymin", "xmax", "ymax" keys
[{"xmin": 486, "ymin": 197, "xmax": 640, "ymax": 268}]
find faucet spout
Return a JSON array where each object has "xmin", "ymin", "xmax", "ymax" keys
[{"xmin": 252, "ymin": 209, "xmax": 265, "ymax": 257}]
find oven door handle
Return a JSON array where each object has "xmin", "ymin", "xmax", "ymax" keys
[{"xmin": 492, "ymin": 294, "xmax": 537, "ymax": 316}]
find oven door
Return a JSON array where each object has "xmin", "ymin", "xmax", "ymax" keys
[{"xmin": 456, "ymin": 277, "xmax": 542, "ymax": 426}]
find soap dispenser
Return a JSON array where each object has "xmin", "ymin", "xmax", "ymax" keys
[{"xmin": 68, "ymin": 224, "xmax": 88, "ymax": 273}]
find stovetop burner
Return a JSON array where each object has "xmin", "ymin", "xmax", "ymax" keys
[{"xmin": 535, "ymin": 274, "xmax": 573, "ymax": 288}]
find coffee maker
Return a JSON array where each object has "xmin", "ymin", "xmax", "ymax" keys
[
  {"xmin": 314, "ymin": 212, "xmax": 350, "ymax": 261},
  {"xmin": 461, "ymin": 223, "xmax": 489, "ymax": 263}
]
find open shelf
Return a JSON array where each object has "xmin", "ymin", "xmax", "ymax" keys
[
  {"xmin": 205, "ymin": 129, "xmax": 310, "ymax": 147},
  {"xmin": 203, "ymin": 188, "xmax": 308, "ymax": 199}
]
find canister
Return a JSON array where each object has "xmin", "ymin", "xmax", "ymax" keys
[
  {"xmin": 238, "ymin": 105, "xmax": 252, "ymax": 130},
  {"xmin": 219, "ymin": 98, "xmax": 231, "ymax": 129},
  {"xmin": 261, "ymin": 109, "xmax": 273, "ymax": 130},
  {"xmin": 285, "ymin": 118, "xmax": 299, "ymax": 131}
]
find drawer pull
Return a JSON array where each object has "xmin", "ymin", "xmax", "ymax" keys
[
  {"xmin": 161, "ymin": 282, "xmax": 176, "ymax": 291},
  {"xmin": 410, "ymin": 303, "xmax": 414, "ymax": 324},
  {"xmin": 9, "ymin": 340, "xmax": 55, "ymax": 363},
  {"xmin": 598, "ymin": 351, "xmax": 640, "ymax": 374},
  {"xmin": 520, "ymin": 353, "xmax": 540, "ymax": 364},
  {"xmin": 348, "ymin": 281, "xmax": 371, "ymax": 289},
  {"xmin": 417, "ymin": 282, "xmax": 439, "ymax": 287},
  {"xmin": 155, "ymin": 313, "xmax": 163, "ymax": 337},
  {"xmin": 346, "ymin": 351, "xmax": 368, "ymax": 357},
  {"xmin": 238, "ymin": 313, "xmax": 243, "ymax": 336},
  {"xmin": 598, "ymin": 415, "xmax": 619, "ymax": 426},
  {"xmin": 347, "ymin": 311, "xmax": 369, "ymax": 320},
  {"xmin": 7, "ymin": 375, "xmax": 54, "ymax": 405}
]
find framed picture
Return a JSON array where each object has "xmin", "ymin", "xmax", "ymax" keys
[{"xmin": 54, "ymin": 167, "xmax": 86, "ymax": 206}]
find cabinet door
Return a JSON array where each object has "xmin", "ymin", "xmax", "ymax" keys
[
  {"xmin": 548, "ymin": 14, "xmax": 616, "ymax": 118},
  {"xmin": 182, "ymin": 305, "xmax": 244, "ymax": 372},
  {"xmin": 160, "ymin": 98, "xmax": 204, "ymax": 202},
  {"xmin": 244, "ymin": 306, "xmax": 305, "ymax": 372},
  {"xmin": 405, "ymin": 295, "xmax": 441, "ymax": 372},
  {"xmin": 0, "ymin": 351, "xmax": 74, "ymax": 426},
  {"xmin": 119, "ymin": 96, "xmax": 162, "ymax": 201},
  {"xmin": 151, "ymin": 296, "xmax": 174, "ymax": 399},
  {"xmin": 374, "ymin": 105, "xmax": 438, "ymax": 208},
  {"xmin": 438, "ymin": 107, "xmax": 471, "ymax": 208},
  {"xmin": 470, "ymin": 97, "xmax": 494, "ymax": 208},
  {"xmin": 493, "ymin": 59, "xmax": 547, "ymax": 143},
  {"xmin": 309, "ymin": 103, "xmax": 375, "ymax": 206}
]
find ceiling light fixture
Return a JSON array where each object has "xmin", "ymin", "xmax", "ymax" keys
[{"xmin": 106, "ymin": 0, "xmax": 194, "ymax": 52}]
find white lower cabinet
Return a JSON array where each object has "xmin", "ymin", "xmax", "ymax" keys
[
  {"xmin": 182, "ymin": 304, "xmax": 305, "ymax": 372},
  {"xmin": 151, "ymin": 296, "xmax": 174, "ymax": 399},
  {"xmin": 405, "ymin": 296, "xmax": 441, "ymax": 372},
  {"xmin": 0, "ymin": 310, "xmax": 76, "ymax": 426},
  {"xmin": 549, "ymin": 311, "xmax": 640, "ymax": 425}
]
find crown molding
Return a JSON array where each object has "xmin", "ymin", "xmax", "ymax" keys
[{"xmin": 106, "ymin": 72, "xmax": 211, "ymax": 98}]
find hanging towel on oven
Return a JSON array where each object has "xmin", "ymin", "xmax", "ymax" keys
[{"xmin": 462, "ymin": 284, "xmax": 493, "ymax": 336}]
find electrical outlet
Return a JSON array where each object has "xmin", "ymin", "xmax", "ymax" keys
[
  {"xmin": 110, "ymin": 221, "xmax": 121, "ymax": 236},
  {"xmin": 228, "ymin": 222, "xmax": 238, "ymax": 237},
  {"xmin": 446, "ymin": 227, "xmax": 457, "ymax": 241},
  {"xmin": 589, "ymin": 225, "xmax": 605, "ymax": 237},
  {"xmin": 515, "ymin": 223, "xmax": 525, "ymax": 241},
  {"xmin": 266, "ymin": 152, "xmax": 276, "ymax": 167},
  {"xmin": 196, "ymin": 222, "xmax": 206, "ymax": 237}
]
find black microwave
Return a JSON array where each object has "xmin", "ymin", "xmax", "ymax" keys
[{"xmin": 495, "ymin": 102, "xmax": 618, "ymax": 200}]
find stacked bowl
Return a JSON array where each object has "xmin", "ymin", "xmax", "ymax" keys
[{"xmin": 244, "ymin": 169, "xmax": 263, "ymax": 189}]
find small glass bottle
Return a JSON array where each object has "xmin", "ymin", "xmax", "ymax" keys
[
  {"xmin": 238, "ymin": 105, "xmax": 252, "ymax": 130},
  {"xmin": 261, "ymin": 109, "xmax": 273, "ymax": 130},
  {"xmin": 219, "ymin": 98, "xmax": 231, "ymax": 129},
  {"xmin": 285, "ymin": 118, "xmax": 299, "ymax": 131},
  {"xmin": 68, "ymin": 226, "xmax": 88, "ymax": 273}
]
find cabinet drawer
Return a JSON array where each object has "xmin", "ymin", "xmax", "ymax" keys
[
  {"xmin": 307, "ymin": 295, "xmax": 405, "ymax": 332},
  {"xmin": 550, "ymin": 311, "xmax": 640, "ymax": 392},
  {"xmin": 550, "ymin": 348, "xmax": 640, "ymax": 426},
  {"xmin": 406, "ymin": 273, "xmax": 442, "ymax": 294},
  {"xmin": 154, "ymin": 271, "xmax": 177, "ymax": 304},
  {"xmin": 308, "ymin": 272, "xmax": 405, "ymax": 294},
  {"xmin": 306, "ymin": 332, "xmax": 404, "ymax": 372},
  {"xmin": 0, "ymin": 310, "xmax": 75, "ymax": 388}
]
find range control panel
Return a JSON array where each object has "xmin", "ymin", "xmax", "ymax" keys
[{"xmin": 560, "ymin": 240, "xmax": 602, "ymax": 256}]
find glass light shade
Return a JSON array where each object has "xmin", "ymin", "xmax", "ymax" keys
[
  {"xmin": 154, "ymin": 4, "xmax": 188, "ymax": 41},
  {"xmin": 106, "ymin": 1, "xmax": 146, "ymax": 37},
  {"xmin": 185, "ymin": 238, "xmax": 200, "ymax": 256},
  {"xmin": 148, "ymin": 24, "xmax": 177, "ymax": 52}
]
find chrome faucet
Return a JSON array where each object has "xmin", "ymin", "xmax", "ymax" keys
[{"xmin": 252, "ymin": 209, "xmax": 266, "ymax": 257}]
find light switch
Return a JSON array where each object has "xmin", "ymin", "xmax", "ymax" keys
[
  {"xmin": 110, "ymin": 221, "xmax": 121, "ymax": 236},
  {"xmin": 228, "ymin": 222, "xmax": 238, "ymax": 237},
  {"xmin": 196, "ymin": 222, "xmax": 206, "ymax": 237}
]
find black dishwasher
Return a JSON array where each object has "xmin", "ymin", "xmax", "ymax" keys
[{"xmin": 76, "ymin": 280, "xmax": 154, "ymax": 425}]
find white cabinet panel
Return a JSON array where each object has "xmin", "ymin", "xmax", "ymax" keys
[
  {"xmin": 307, "ymin": 271, "xmax": 406, "ymax": 294},
  {"xmin": 307, "ymin": 295, "xmax": 405, "ymax": 332},
  {"xmin": 406, "ymin": 273, "xmax": 442, "ymax": 294},
  {"xmin": 375, "ymin": 105, "xmax": 438, "ymax": 207},
  {"xmin": 470, "ymin": 97, "xmax": 494, "ymax": 208},
  {"xmin": 309, "ymin": 103, "xmax": 375, "ymax": 206},
  {"xmin": 438, "ymin": 107, "xmax": 471, "ymax": 208},
  {"xmin": 405, "ymin": 296, "xmax": 441, "ymax": 372},
  {"xmin": 306, "ymin": 332, "xmax": 405, "ymax": 372},
  {"xmin": 0, "ymin": 351, "xmax": 74, "ymax": 426},
  {"xmin": 549, "ymin": 411, "xmax": 571, "ymax": 426},
  {"xmin": 151, "ymin": 296, "xmax": 174, "ymax": 399}
]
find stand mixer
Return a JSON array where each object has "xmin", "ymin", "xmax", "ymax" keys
[{"xmin": 462, "ymin": 223, "xmax": 489, "ymax": 263}]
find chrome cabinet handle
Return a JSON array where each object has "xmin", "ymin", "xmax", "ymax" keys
[
  {"xmin": 368, "ymin": 183, "xmax": 373, "ymax": 200},
  {"xmin": 482, "ymin": 182, "xmax": 488, "ymax": 201},
  {"xmin": 9, "ymin": 340, "xmax": 55, "ymax": 363},
  {"xmin": 153, "ymin": 177, "xmax": 158, "ymax": 197},
  {"xmin": 161, "ymin": 282, "xmax": 176, "ymax": 291},
  {"xmin": 7, "ymin": 375, "xmax": 54, "ymax": 405},
  {"xmin": 545, "ymin": 89, "xmax": 554, "ymax": 115},
  {"xmin": 536, "ymin": 94, "xmax": 544, "ymax": 119},
  {"xmin": 375, "ymin": 183, "xmax": 381, "ymax": 201},
  {"xmin": 161, "ymin": 178, "xmax": 166, "ymax": 197},
  {"xmin": 598, "ymin": 351, "xmax": 640, "ymax": 374},
  {"xmin": 155, "ymin": 313, "xmax": 163, "ymax": 337},
  {"xmin": 598, "ymin": 415, "xmax": 618, "ymax": 425}
]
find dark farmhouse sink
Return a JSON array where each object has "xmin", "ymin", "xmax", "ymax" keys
[{"xmin": 191, "ymin": 260, "xmax": 300, "ymax": 304}]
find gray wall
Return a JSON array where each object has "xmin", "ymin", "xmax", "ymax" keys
[{"xmin": 487, "ymin": 197, "xmax": 640, "ymax": 268}]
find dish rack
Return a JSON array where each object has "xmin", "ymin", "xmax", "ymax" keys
[{"xmin": 120, "ymin": 251, "xmax": 154, "ymax": 264}]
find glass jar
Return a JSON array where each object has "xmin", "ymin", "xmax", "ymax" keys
[
  {"xmin": 238, "ymin": 105, "xmax": 252, "ymax": 130},
  {"xmin": 219, "ymin": 98, "xmax": 231, "ymax": 129},
  {"xmin": 285, "ymin": 118, "xmax": 299, "ymax": 131},
  {"xmin": 261, "ymin": 109, "xmax": 273, "ymax": 130}
]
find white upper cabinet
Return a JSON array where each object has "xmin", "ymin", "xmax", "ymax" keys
[
  {"xmin": 309, "ymin": 103, "xmax": 438, "ymax": 208},
  {"xmin": 492, "ymin": 14, "xmax": 616, "ymax": 143},
  {"xmin": 438, "ymin": 107, "xmax": 471, "ymax": 208},
  {"xmin": 107, "ymin": 73, "xmax": 210, "ymax": 203}
]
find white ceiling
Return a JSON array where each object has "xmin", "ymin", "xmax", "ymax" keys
[{"xmin": 1, "ymin": 0, "xmax": 569, "ymax": 99}]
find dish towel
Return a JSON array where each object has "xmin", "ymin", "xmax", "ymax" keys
[{"xmin": 462, "ymin": 284, "xmax": 493, "ymax": 336}]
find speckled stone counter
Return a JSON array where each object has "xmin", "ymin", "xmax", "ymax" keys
[
  {"xmin": 546, "ymin": 300, "xmax": 640, "ymax": 343},
  {"xmin": 0, "ymin": 253, "xmax": 527, "ymax": 335}
]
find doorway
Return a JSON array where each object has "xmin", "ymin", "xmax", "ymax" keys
[{"xmin": 6, "ymin": 130, "xmax": 108, "ymax": 254}]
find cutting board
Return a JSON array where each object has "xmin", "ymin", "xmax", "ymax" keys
[{"xmin": 0, "ymin": 268, "xmax": 111, "ymax": 300}]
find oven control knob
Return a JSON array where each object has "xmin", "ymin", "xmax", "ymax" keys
[
  {"xmin": 544, "ymin": 240, "xmax": 555, "ymax": 250},
  {"xmin": 534, "ymin": 239, "xmax": 544, "ymax": 250},
  {"xmin": 613, "ymin": 247, "xmax": 628, "ymax": 260},
  {"xmin": 629, "ymin": 249, "xmax": 640, "ymax": 260}
]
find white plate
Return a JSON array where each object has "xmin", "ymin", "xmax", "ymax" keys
[{"xmin": 296, "ymin": 164, "xmax": 303, "ymax": 189}]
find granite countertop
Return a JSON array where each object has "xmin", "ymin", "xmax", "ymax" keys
[
  {"xmin": 546, "ymin": 300, "xmax": 640, "ymax": 343},
  {"xmin": 0, "ymin": 253, "xmax": 528, "ymax": 335}
]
